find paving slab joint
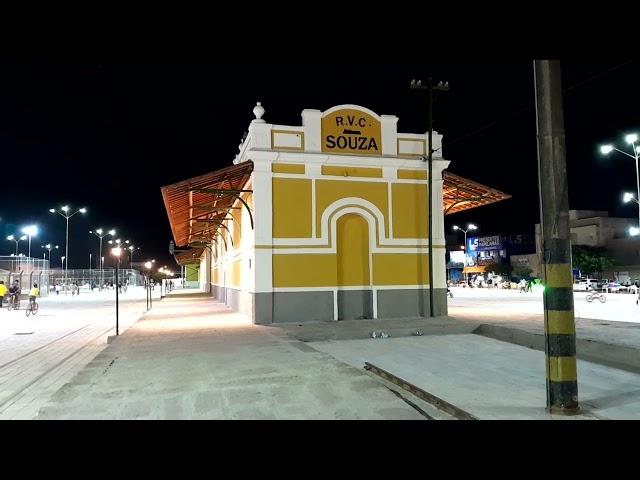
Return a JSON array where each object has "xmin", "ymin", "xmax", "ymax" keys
[{"xmin": 364, "ymin": 362, "xmax": 478, "ymax": 420}]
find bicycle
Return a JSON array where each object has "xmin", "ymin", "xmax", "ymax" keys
[
  {"xmin": 586, "ymin": 291, "xmax": 606, "ymax": 303},
  {"xmin": 7, "ymin": 294, "xmax": 19, "ymax": 311},
  {"xmin": 25, "ymin": 299, "xmax": 38, "ymax": 316}
]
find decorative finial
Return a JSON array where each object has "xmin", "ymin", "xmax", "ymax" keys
[{"xmin": 252, "ymin": 101, "xmax": 265, "ymax": 123}]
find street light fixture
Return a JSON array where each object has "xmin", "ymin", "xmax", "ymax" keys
[
  {"xmin": 6, "ymin": 234, "xmax": 27, "ymax": 256},
  {"xmin": 600, "ymin": 133, "xmax": 640, "ymax": 228},
  {"xmin": 41, "ymin": 243, "xmax": 59, "ymax": 262},
  {"xmin": 623, "ymin": 192, "xmax": 638, "ymax": 204},
  {"xmin": 50, "ymin": 205, "xmax": 87, "ymax": 287}
]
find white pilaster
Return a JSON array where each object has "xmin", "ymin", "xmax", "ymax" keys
[
  {"xmin": 381, "ymin": 115, "xmax": 398, "ymax": 157},
  {"xmin": 251, "ymin": 160, "xmax": 273, "ymax": 293},
  {"xmin": 301, "ymin": 109, "xmax": 322, "ymax": 152}
]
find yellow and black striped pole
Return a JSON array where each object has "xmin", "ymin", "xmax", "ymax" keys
[{"xmin": 534, "ymin": 60, "xmax": 579, "ymax": 413}]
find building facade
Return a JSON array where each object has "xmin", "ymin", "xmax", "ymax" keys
[{"xmin": 163, "ymin": 103, "xmax": 509, "ymax": 324}]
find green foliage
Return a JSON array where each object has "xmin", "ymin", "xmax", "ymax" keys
[
  {"xmin": 485, "ymin": 262, "xmax": 513, "ymax": 276},
  {"xmin": 571, "ymin": 245, "xmax": 615, "ymax": 276},
  {"xmin": 512, "ymin": 265, "xmax": 533, "ymax": 279}
]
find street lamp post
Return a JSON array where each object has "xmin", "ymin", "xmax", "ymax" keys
[
  {"xmin": 145, "ymin": 261, "xmax": 152, "ymax": 310},
  {"xmin": 90, "ymin": 228, "xmax": 115, "ymax": 290},
  {"xmin": 601, "ymin": 134, "xmax": 640, "ymax": 232},
  {"xmin": 111, "ymin": 247, "xmax": 122, "ymax": 335},
  {"xmin": 411, "ymin": 78, "xmax": 449, "ymax": 318},
  {"xmin": 128, "ymin": 245, "xmax": 140, "ymax": 268},
  {"xmin": 7, "ymin": 234, "xmax": 27, "ymax": 256},
  {"xmin": 21, "ymin": 225, "xmax": 38, "ymax": 283},
  {"xmin": 41, "ymin": 243, "xmax": 58, "ymax": 264},
  {"xmin": 452, "ymin": 224, "xmax": 478, "ymax": 281},
  {"xmin": 50, "ymin": 206, "xmax": 87, "ymax": 288}
]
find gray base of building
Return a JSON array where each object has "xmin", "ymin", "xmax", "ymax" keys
[
  {"xmin": 338, "ymin": 290, "xmax": 373, "ymax": 320},
  {"xmin": 377, "ymin": 288, "xmax": 447, "ymax": 319},
  {"xmin": 253, "ymin": 290, "xmax": 334, "ymax": 325},
  {"xmin": 211, "ymin": 285, "xmax": 253, "ymax": 318},
  {"xmin": 248, "ymin": 288, "xmax": 448, "ymax": 325}
]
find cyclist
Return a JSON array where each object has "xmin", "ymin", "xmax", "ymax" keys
[
  {"xmin": 8, "ymin": 280, "xmax": 21, "ymax": 308},
  {"xmin": 29, "ymin": 283, "xmax": 40, "ymax": 309}
]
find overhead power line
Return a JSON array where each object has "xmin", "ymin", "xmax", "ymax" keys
[{"xmin": 444, "ymin": 60, "xmax": 636, "ymax": 148}]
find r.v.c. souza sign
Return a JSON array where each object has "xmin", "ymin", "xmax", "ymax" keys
[{"xmin": 321, "ymin": 107, "xmax": 381, "ymax": 156}]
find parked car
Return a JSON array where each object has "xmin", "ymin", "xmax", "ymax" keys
[
  {"xmin": 573, "ymin": 281, "xmax": 593, "ymax": 292},
  {"xmin": 603, "ymin": 282, "xmax": 623, "ymax": 293}
]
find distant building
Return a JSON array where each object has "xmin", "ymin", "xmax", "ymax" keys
[
  {"xmin": 535, "ymin": 210, "xmax": 640, "ymax": 282},
  {"xmin": 462, "ymin": 234, "xmax": 535, "ymax": 276}
]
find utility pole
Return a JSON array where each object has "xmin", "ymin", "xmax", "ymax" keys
[
  {"xmin": 411, "ymin": 78, "xmax": 449, "ymax": 317},
  {"xmin": 534, "ymin": 60, "xmax": 579, "ymax": 414}
]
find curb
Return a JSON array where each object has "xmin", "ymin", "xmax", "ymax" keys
[{"xmin": 474, "ymin": 323, "xmax": 640, "ymax": 374}]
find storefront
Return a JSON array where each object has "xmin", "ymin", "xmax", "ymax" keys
[{"xmin": 162, "ymin": 103, "xmax": 509, "ymax": 324}]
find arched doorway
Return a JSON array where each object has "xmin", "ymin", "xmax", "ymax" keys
[{"xmin": 336, "ymin": 213, "xmax": 373, "ymax": 320}]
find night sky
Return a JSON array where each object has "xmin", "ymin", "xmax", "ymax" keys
[{"xmin": 1, "ymin": 60, "xmax": 638, "ymax": 268}]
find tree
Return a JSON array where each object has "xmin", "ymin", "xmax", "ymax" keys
[
  {"xmin": 513, "ymin": 265, "xmax": 533, "ymax": 279},
  {"xmin": 485, "ymin": 262, "xmax": 513, "ymax": 276},
  {"xmin": 571, "ymin": 245, "xmax": 615, "ymax": 277}
]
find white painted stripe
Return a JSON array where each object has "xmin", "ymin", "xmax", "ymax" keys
[
  {"xmin": 372, "ymin": 288, "xmax": 378, "ymax": 319},
  {"xmin": 387, "ymin": 180, "xmax": 394, "ymax": 239},
  {"xmin": 267, "ymin": 247, "xmax": 439, "ymax": 255},
  {"xmin": 312, "ymin": 178, "xmax": 316, "ymax": 238},
  {"xmin": 271, "ymin": 285, "xmax": 431, "ymax": 292},
  {"xmin": 272, "ymin": 173, "xmax": 427, "ymax": 184},
  {"xmin": 333, "ymin": 290, "xmax": 338, "ymax": 321},
  {"xmin": 251, "ymin": 151, "xmax": 448, "ymax": 169}
]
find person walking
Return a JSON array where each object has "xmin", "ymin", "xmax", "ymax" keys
[
  {"xmin": 0, "ymin": 281, "xmax": 7, "ymax": 308},
  {"xmin": 8, "ymin": 280, "xmax": 21, "ymax": 308}
]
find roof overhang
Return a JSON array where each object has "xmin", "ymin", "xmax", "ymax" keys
[
  {"xmin": 161, "ymin": 163, "xmax": 509, "ymax": 262},
  {"xmin": 173, "ymin": 247, "xmax": 205, "ymax": 266},
  {"xmin": 443, "ymin": 171, "xmax": 511, "ymax": 215},
  {"xmin": 161, "ymin": 162, "xmax": 254, "ymax": 251}
]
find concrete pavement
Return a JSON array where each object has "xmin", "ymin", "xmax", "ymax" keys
[
  {"xmin": 0, "ymin": 286, "xmax": 159, "ymax": 419},
  {"xmin": 447, "ymin": 287, "xmax": 640, "ymax": 373},
  {"xmin": 29, "ymin": 287, "xmax": 640, "ymax": 420},
  {"xmin": 448, "ymin": 286, "xmax": 640, "ymax": 324},
  {"xmin": 36, "ymin": 291, "xmax": 450, "ymax": 420},
  {"xmin": 309, "ymin": 334, "xmax": 640, "ymax": 420}
]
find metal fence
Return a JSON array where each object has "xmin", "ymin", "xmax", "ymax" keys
[
  {"xmin": 0, "ymin": 257, "xmax": 147, "ymax": 296},
  {"xmin": 48, "ymin": 268, "xmax": 145, "ymax": 291},
  {"xmin": 0, "ymin": 256, "xmax": 51, "ymax": 297}
]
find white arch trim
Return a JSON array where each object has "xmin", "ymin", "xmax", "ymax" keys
[
  {"xmin": 323, "ymin": 198, "xmax": 384, "ymax": 249},
  {"xmin": 322, "ymin": 104, "xmax": 382, "ymax": 121},
  {"xmin": 271, "ymin": 196, "xmax": 429, "ymax": 248}
]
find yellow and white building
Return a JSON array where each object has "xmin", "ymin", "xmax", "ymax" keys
[{"xmin": 162, "ymin": 103, "xmax": 508, "ymax": 324}]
